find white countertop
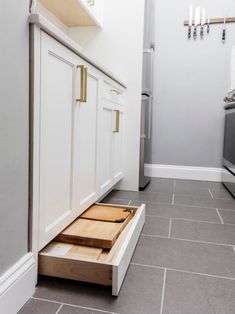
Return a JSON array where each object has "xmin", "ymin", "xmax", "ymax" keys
[{"xmin": 29, "ymin": 13, "xmax": 127, "ymax": 88}]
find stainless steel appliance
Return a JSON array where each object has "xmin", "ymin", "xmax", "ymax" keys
[
  {"xmin": 223, "ymin": 102, "xmax": 235, "ymax": 197},
  {"xmin": 139, "ymin": 92, "xmax": 152, "ymax": 190},
  {"xmin": 139, "ymin": 0, "xmax": 155, "ymax": 190}
]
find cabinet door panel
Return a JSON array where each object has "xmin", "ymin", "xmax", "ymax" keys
[
  {"xmin": 38, "ymin": 33, "xmax": 77, "ymax": 249},
  {"xmin": 112, "ymin": 108, "xmax": 124, "ymax": 181},
  {"xmin": 98, "ymin": 101, "xmax": 113, "ymax": 194},
  {"xmin": 76, "ymin": 68, "xmax": 99, "ymax": 211}
]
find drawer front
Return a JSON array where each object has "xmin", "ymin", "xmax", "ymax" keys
[
  {"xmin": 39, "ymin": 254, "xmax": 112, "ymax": 286},
  {"xmin": 103, "ymin": 81, "xmax": 124, "ymax": 105},
  {"xmin": 112, "ymin": 204, "xmax": 145, "ymax": 295},
  {"xmin": 39, "ymin": 203, "xmax": 145, "ymax": 295}
]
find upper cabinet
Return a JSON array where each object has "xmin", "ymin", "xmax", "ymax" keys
[{"xmin": 32, "ymin": 0, "xmax": 103, "ymax": 27}]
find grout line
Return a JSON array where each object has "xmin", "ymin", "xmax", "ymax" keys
[
  {"xmin": 141, "ymin": 233, "xmax": 234, "ymax": 248},
  {"xmin": 160, "ymin": 269, "xmax": 167, "ymax": 314},
  {"xmin": 171, "ymin": 194, "xmax": 175, "ymax": 205},
  {"xmin": 175, "ymin": 202, "xmax": 235, "ymax": 211},
  {"xmin": 127, "ymin": 200, "xmax": 132, "ymax": 205},
  {"xmin": 131, "ymin": 262, "xmax": 165, "ymax": 270},
  {"xmin": 153, "ymin": 199, "xmax": 235, "ymax": 211},
  {"xmin": 143, "ymin": 199, "xmax": 223, "ymax": 210},
  {"xmin": 168, "ymin": 218, "xmax": 172, "ymax": 238},
  {"xmin": 31, "ymin": 297, "xmax": 62, "ymax": 305},
  {"xmin": 145, "ymin": 214, "xmax": 225, "ymax": 225},
  {"xmin": 216, "ymin": 208, "xmax": 224, "ymax": 224},
  {"xmin": 208, "ymin": 188, "xmax": 214, "ymax": 199},
  {"xmin": 130, "ymin": 263, "xmax": 235, "ymax": 281},
  {"xmin": 216, "ymin": 207, "xmax": 235, "ymax": 212},
  {"xmin": 31, "ymin": 297, "xmax": 119, "ymax": 314},
  {"xmin": 167, "ymin": 267, "xmax": 235, "ymax": 281},
  {"xmin": 55, "ymin": 304, "xmax": 63, "ymax": 314}
]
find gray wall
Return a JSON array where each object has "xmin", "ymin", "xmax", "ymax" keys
[
  {"xmin": 150, "ymin": 0, "xmax": 235, "ymax": 167},
  {"xmin": 0, "ymin": 0, "xmax": 29, "ymax": 275}
]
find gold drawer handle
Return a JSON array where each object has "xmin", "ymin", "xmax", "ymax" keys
[
  {"xmin": 113, "ymin": 110, "xmax": 120, "ymax": 133},
  {"xmin": 76, "ymin": 65, "xmax": 87, "ymax": 103}
]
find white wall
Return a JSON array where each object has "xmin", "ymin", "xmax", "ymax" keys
[
  {"xmin": 69, "ymin": 0, "xmax": 145, "ymax": 191},
  {"xmin": 151, "ymin": 0, "xmax": 235, "ymax": 168},
  {"xmin": 0, "ymin": 0, "xmax": 29, "ymax": 276}
]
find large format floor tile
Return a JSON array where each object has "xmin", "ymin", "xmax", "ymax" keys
[
  {"xmin": 174, "ymin": 193, "xmax": 235, "ymax": 210},
  {"xmin": 175, "ymin": 180, "xmax": 221, "ymax": 190},
  {"xmin": 208, "ymin": 182, "xmax": 233, "ymax": 191},
  {"xmin": 174, "ymin": 181, "xmax": 212, "ymax": 197},
  {"xmin": 209, "ymin": 188, "xmax": 234, "ymax": 200},
  {"xmin": 142, "ymin": 215, "xmax": 170, "ymax": 237},
  {"xmin": 59, "ymin": 305, "xmax": 113, "ymax": 314},
  {"xmin": 132, "ymin": 236, "xmax": 235, "ymax": 278},
  {"xmin": 100, "ymin": 197, "xmax": 130, "ymax": 205},
  {"xmin": 108, "ymin": 190, "xmax": 173, "ymax": 204},
  {"xmin": 162, "ymin": 270, "xmax": 235, "ymax": 314},
  {"xmin": 144, "ymin": 178, "xmax": 175, "ymax": 193},
  {"xmin": 130, "ymin": 201, "xmax": 221, "ymax": 223},
  {"xmin": 171, "ymin": 219, "xmax": 235, "ymax": 245},
  {"xmin": 34, "ymin": 264, "xmax": 164, "ymax": 314},
  {"xmin": 218, "ymin": 209, "xmax": 235, "ymax": 225},
  {"xmin": 18, "ymin": 298, "xmax": 61, "ymax": 314}
]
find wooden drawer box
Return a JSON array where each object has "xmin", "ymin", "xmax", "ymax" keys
[{"xmin": 38, "ymin": 203, "xmax": 145, "ymax": 296}]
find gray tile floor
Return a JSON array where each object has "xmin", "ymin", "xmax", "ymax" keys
[{"xmin": 19, "ymin": 178, "xmax": 235, "ymax": 314}]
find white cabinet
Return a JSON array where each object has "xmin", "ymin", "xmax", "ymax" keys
[
  {"xmin": 112, "ymin": 106, "xmax": 124, "ymax": 182},
  {"xmin": 32, "ymin": 28, "xmax": 125, "ymax": 252},
  {"xmin": 97, "ymin": 100, "xmax": 113, "ymax": 195},
  {"xmin": 97, "ymin": 85, "xmax": 125, "ymax": 196},
  {"xmin": 74, "ymin": 63, "xmax": 100, "ymax": 212},
  {"xmin": 37, "ymin": 32, "xmax": 78, "ymax": 250},
  {"xmin": 35, "ymin": 0, "xmax": 103, "ymax": 27}
]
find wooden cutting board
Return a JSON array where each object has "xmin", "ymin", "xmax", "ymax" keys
[
  {"xmin": 80, "ymin": 204, "xmax": 132, "ymax": 223},
  {"xmin": 56, "ymin": 213, "xmax": 133, "ymax": 249}
]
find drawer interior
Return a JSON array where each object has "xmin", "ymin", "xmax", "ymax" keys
[{"xmin": 38, "ymin": 205, "xmax": 141, "ymax": 287}]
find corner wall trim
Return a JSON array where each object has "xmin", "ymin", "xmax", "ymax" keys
[
  {"xmin": 0, "ymin": 253, "xmax": 36, "ymax": 314},
  {"xmin": 145, "ymin": 164, "xmax": 223, "ymax": 182}
]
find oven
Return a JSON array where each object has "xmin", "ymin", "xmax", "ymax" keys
[{"xmin": 223, "ymin": 104, "xmax": 235, "ymax": 197}]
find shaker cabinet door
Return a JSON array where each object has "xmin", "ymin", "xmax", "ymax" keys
[
  {"xmin": 97, "ymin": 101, "xmax": 124, "ymax": 197},
  {"xmin": 74, "ymin": 63, "xmax": 100, "ymax": 212},
  {"xmin": 112, "ymin": 106, "xmax": 124, "ymax": 182},
  {"xmin": 97, "ymin": 100, "xmax": 113, "ymax": 195},
  {"xmin": 38, "ymin": 32, "xmax": 78, "ymax": 250}
]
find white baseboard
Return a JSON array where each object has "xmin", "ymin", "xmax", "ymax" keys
[
  {"xmin": 145, "ymin": 164, "xmax": 223, "ymax": 182},
  {"xmin": 0, "ymin": 253, "xmax": 36, "ymax": 314}
]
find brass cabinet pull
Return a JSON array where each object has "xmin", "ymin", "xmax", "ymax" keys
[
  {"xmin": 76, "ymin": 65, "xmax": 88, "ymax": 103},
  {"xmin": 113, "ymin": 110, "xmax": 120, "ymax": 133},
  {"xmin": 84, "ymin": 67, "xmax": 88, "ymax": 102}
]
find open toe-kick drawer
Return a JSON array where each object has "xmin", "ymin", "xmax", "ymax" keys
[{"xmin": 38, "ymin": 203, "xmax": 145, "ymax": 296}]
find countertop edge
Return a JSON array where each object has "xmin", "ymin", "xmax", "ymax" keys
[{"xmin": 29, "ymin": 13, "xmax": 127, "ymax": 88}]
